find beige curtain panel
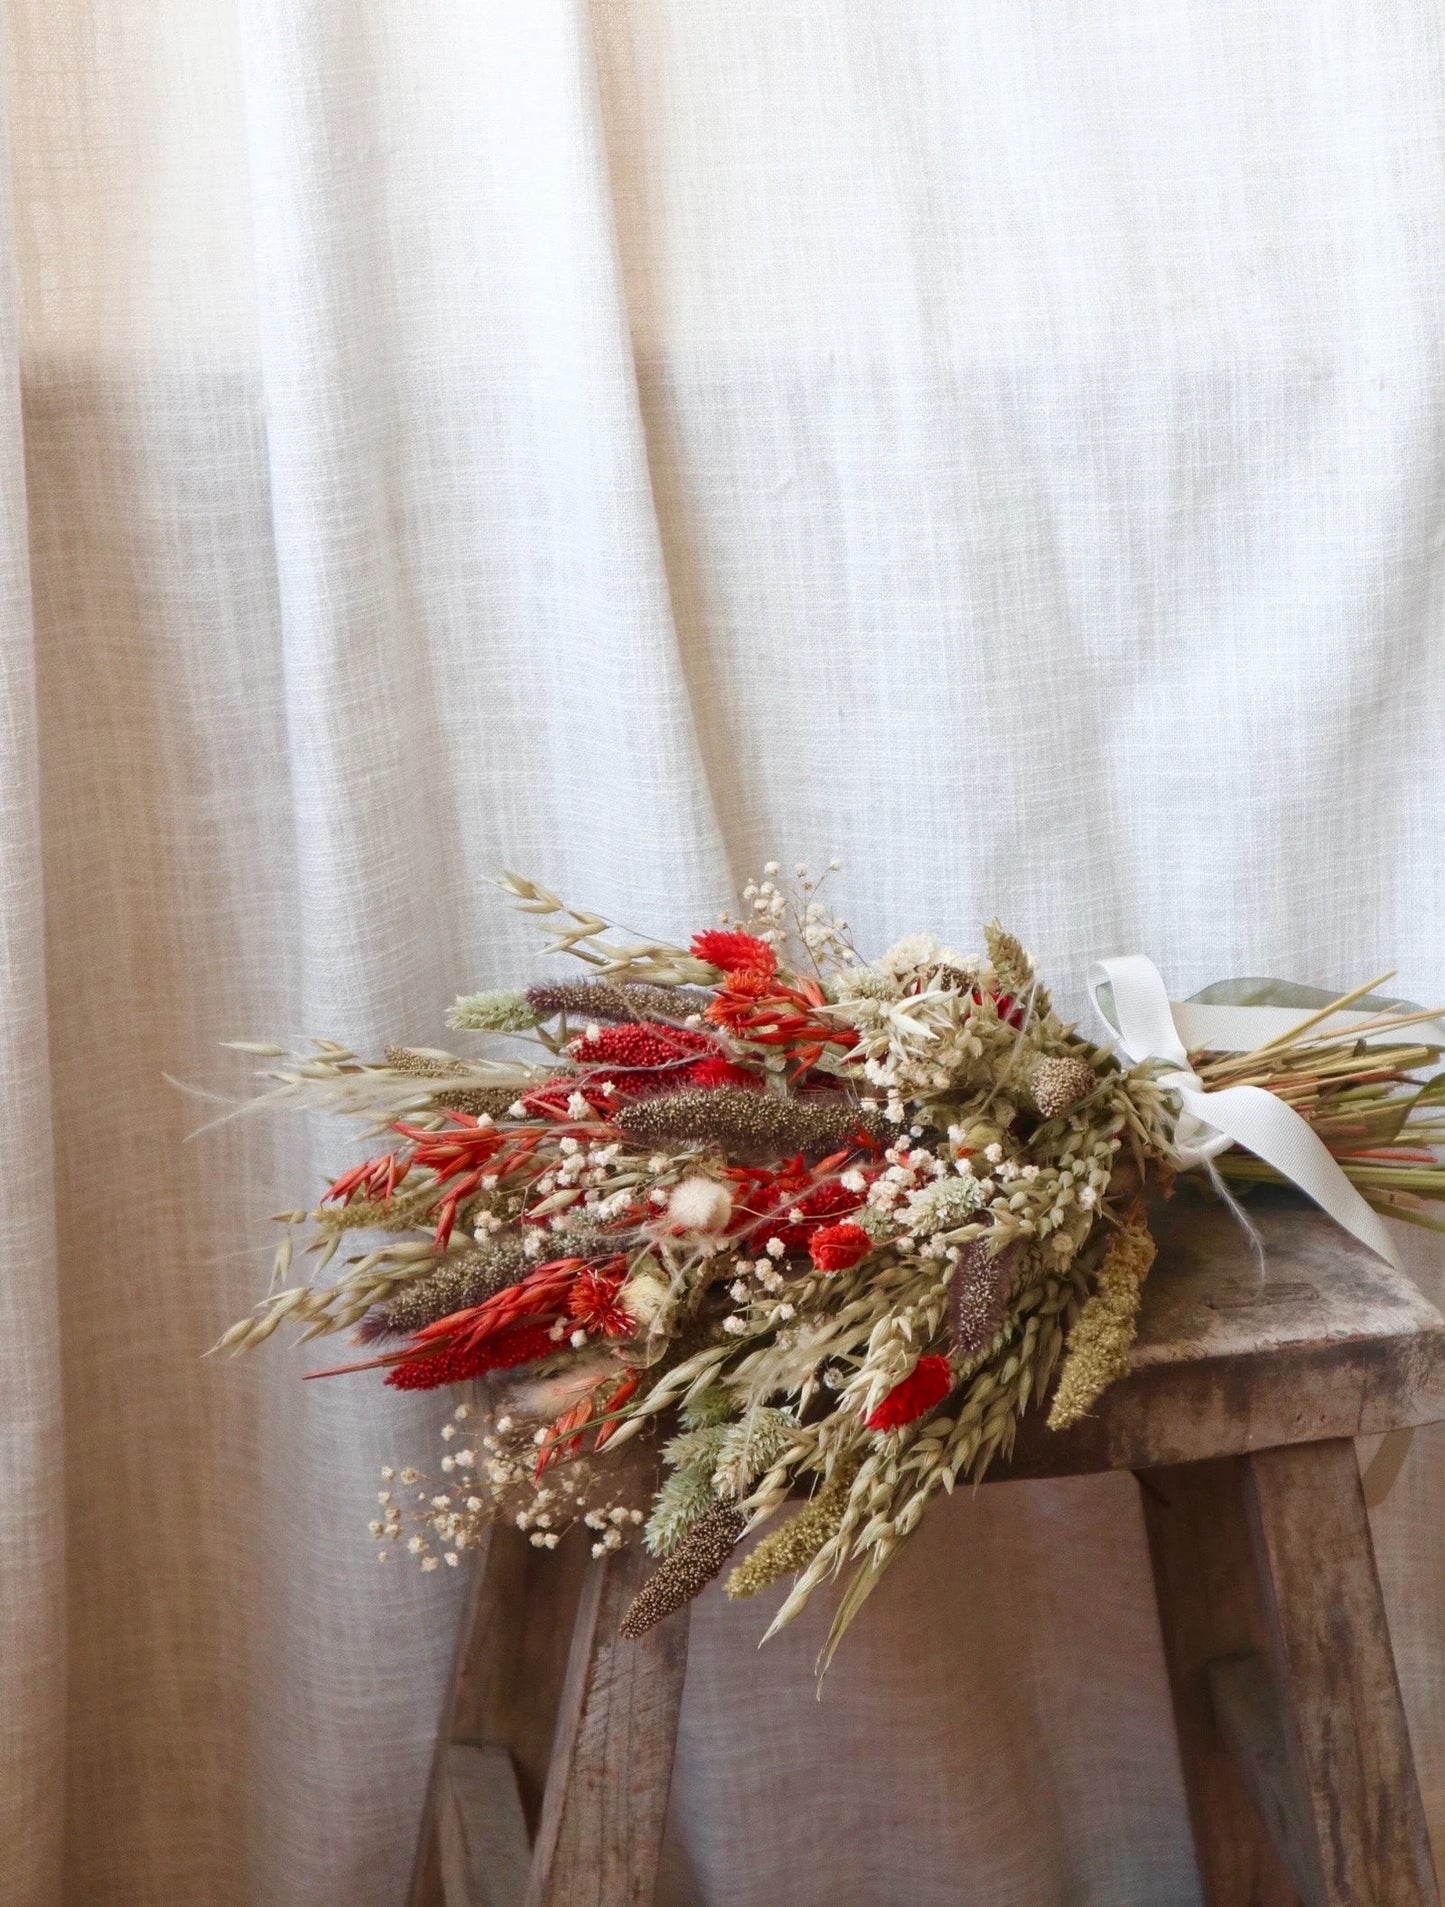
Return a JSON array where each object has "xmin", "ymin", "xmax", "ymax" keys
[{"xmin": 3, "ymin": 3, "xmax": 1444, "ymax": 1903}]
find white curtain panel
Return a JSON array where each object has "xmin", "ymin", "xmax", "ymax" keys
[{"xmin": 3, "ymin": 2, "xmax": 1445, "ymax": 1902}]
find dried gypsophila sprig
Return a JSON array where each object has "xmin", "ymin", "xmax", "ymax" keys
[{"xmin": 372, "ymin": 1398, "xmax": 649, "ymax": 1567}]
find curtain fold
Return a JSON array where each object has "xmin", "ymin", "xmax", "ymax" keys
[
  {"xmin": 5, "ymin": 3, "xmax": 1445, "ymax": 1903},
  {"xmin": 0, "ymin": 34, "xmax": 62, "ymax": 1903}
]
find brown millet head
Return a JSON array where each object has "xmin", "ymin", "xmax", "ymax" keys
[
  {"xmin": 360, "ymin": 1245, "xmax": 530, "ymax": 1341},
  {"xmin": 525, "ymin": 980, "xmax": 713, "ymax": 1024},
  {"xmin": 619, "ymin": 1505, "xmax": 747, "ymax": 1637},
  {"xmin": 381, "ymin": 1051, "xmax": 524, "ymax": 1120},
  {"xmin": 618, "ymin": 1088, "xmax": 883, "ymax": 1163}
]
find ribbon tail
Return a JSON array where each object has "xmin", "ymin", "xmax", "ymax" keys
[{"xmin": 1178, "ymin": 1083, "xmax": 1401, "ymax": 1269}]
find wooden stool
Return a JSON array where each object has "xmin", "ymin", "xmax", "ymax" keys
[{"xmin": 410, "ymin": 1191, "xmax": 1445, "ymax": 1907}]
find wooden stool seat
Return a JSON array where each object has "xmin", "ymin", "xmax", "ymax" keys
[{"xmin": 413, "ymin": 1190, "xmax": 1445, "ymax": 1907}]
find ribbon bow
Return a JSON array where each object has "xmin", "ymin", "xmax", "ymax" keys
[{"xmin": 1089, "ymin": 954, "xmax": 1401, "ymax": 1268}]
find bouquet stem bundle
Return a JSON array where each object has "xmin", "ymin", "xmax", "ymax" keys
[{"xmin": 1196, "ymin": 983, "xmax": 1445, "ymax": 1232}]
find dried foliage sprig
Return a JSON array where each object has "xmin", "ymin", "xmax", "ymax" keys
[{"xmin": 217, "ymin": 862, "xmax": 1444, "ymax": 1662}]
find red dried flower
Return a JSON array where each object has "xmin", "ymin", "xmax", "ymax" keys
[
  {"xmin": 570, "ymin": 1022, "xmax": 714, "ymax": 1072},
  {"xmin": 686, "ymin": 1055, "xmax": 763, "ymax": 1091},
  {"xmin": 865, "ymin": 1354, "xmax": 953, "ymax": 1431},
  {"xmin": 691, "ymin": 930, "xmax": 777, "ymax": 976},
  {"xmin": 519, "ymin": 1077, "xmax": 614, "ymax": 1119},
  {"xmin": 808, "ymin": 1221, "xmax": 872, "ymax": 1272},
  {"xmin": 567, "ymin": 1265, "xmax": 634, "ymax": 1339},
  {"xmin": 749, "ymin": 1178, "xmax": 864, "ymax": 1254},
  {"xmin": 385, "ymin": 1321, "xmax": 557, "ymax": 1391}
]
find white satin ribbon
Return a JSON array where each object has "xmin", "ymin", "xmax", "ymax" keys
[{"xmin": 1089, "ymin": 954, "xmax": 1401, "ymax": 1268}]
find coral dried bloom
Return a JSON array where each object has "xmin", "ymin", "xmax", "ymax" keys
[
  {"xmin": 691, "ymin": 929, "xmax": 777, "ymax": 975},
  {"xmin": 567, "ymin": 1263, "xmax": 635, "ymax": 1339}
]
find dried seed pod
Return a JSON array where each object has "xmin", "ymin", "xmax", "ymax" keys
[
  {"xmin": 358, "ymin": 1244, "xmax": 530, "ymax": 1342},
  {"xmin": 1028, "ymin": 1055, "xmax": 1096, "ymax": 1119},
  {"xmin": 984, "ymin": 921, "xmax": 1035, "ymax": 995},
  {"xmin": 1047, "ymin": 1220, "xmax": 1157, "ymax": 1429},
  {"xmin": 619, "ymin": 1505, "xmax": 747, "ymax": 1637},
  {"xmin": 950, "ymin": 1238, "xmax": 1023, "ymax": 1359},
  {"xmin": 725, "ymin": 1456, "xmax": 862, "ymax": 1599},
  {"xmin": 525, "ymin": 980, "xmax": 711, "ymax": 1023}
]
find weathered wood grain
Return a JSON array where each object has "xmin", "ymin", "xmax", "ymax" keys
[
  {"xmin": 1207, "ymin": 1653, "xmax": 1316, "ymax": 1900},
  {"xmin": 1244, "ymin": 1439, "xmax": 1439, "ymax": 1906},
  {"xmin": 1144, "ymin": 1441, "xmax": 1440, "ymax": 1906},
  {"xmin": 523, "ymin": 1540, "xmax": 690, "ymax": 1907},
  {"xmin": 411, "ymin": 1523, "xmax": 588, "ymax": 1906},
  {"xmin": 452, "ymin": 1524, "xmax": 589, "ymax": 1835},
  {"xmin": 1000, "ymin": 1191, "xmax": 1445, "ymax": 1479}
]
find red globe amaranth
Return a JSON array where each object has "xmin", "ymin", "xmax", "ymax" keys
[
  {"xmin": 569, "ymin": 1022, "xmax": 714, "ymax": 1072},
  {"xmin": 385, "ymin": 1321, "xmax": 557, "ymax": 1391},
  {"xmin": 808, "ymin": 1221, "xmax": 872, "ymax": 1272},
  {"xmin": 691, "ymin": 929, "xmax": 778, "ymax": 976},
  {"xmin": 566, "ymin": 1021, "xmax": 721, "ymax": 1100},
  {"xmin": 865, "ymin": 1354, "xmax": 953, "ymax": 1431}
]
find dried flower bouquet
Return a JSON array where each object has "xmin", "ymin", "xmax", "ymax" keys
[{"xmin": 219, "ymin": 867, "xmax": 1445, "ymax": 1662}]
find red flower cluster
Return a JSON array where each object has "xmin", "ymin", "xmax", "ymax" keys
[
  {"xmin": 741, "ymin": 1170, "xmax": 864, "ymax": 1256},
  {"xmin": 703, "ymin": 961, "xmax": 857, "ymax": 1080},
  {"xmin": 691, "ymin": 930, "xmax": 777, "ymax": 975},
  {"xmin": 865, "ymin": 1354, "xmax": 953, "ymax": 1431},
  {"xmin": 564, "ymin": 1019, "xmax": 751, "ymax": 1098},
  {"xmin": 808, "ymin": 1221, "xmax": 872, "ymax": 1272},
  {"xmin": 385, "ymin": 1321, "xmax": 557, "ymax": 1391},
  {"xmin": 687, "ymin": 1055, "xmax": 763, "ymax": 1092},
  {"xmin": 569, "ymin": 1021, "xmax": 714, "ymax": 1073}
]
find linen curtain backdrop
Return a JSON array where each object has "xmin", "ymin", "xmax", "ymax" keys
[{"xmin": 4, "ymin": 2, "xmax": 1445, "ymax": 1902}]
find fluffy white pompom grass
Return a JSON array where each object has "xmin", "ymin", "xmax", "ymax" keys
[{"xmin": 666, "ymin": 1176, "xmax": 734, "ymax": 1234}]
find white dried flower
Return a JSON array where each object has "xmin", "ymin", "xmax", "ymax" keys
[
  {"xmin": 666, "ymin": 1176, "xmax": 734, "ymax": 1234},
  {"xmin": 619, "ymin": 1269, "xmax": 670, "ymax": 1327}
]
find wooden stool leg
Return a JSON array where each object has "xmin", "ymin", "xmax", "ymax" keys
[
  {"xmin": 524, "ymin": 1541, "xmax": 690, "ymax": 1907},
  {"xmin": 1142, "ymin": 1456, "xmax": 1299, "ymax": 1906},
  {"xmin": 1243, "ymin": 1439, "xmax": 1437, "ymax": 1907},
  {"xmin": 409, "ymin": 1528, "xmax": 510, "ymax": 1907},
  {"xmin": 1141, "ymin": 1444, "xmax": 1438, "ymax": 1907},
  {"xmin": 411, "ymin": 1525, "xmax": 589, "ymax": 1907}
]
